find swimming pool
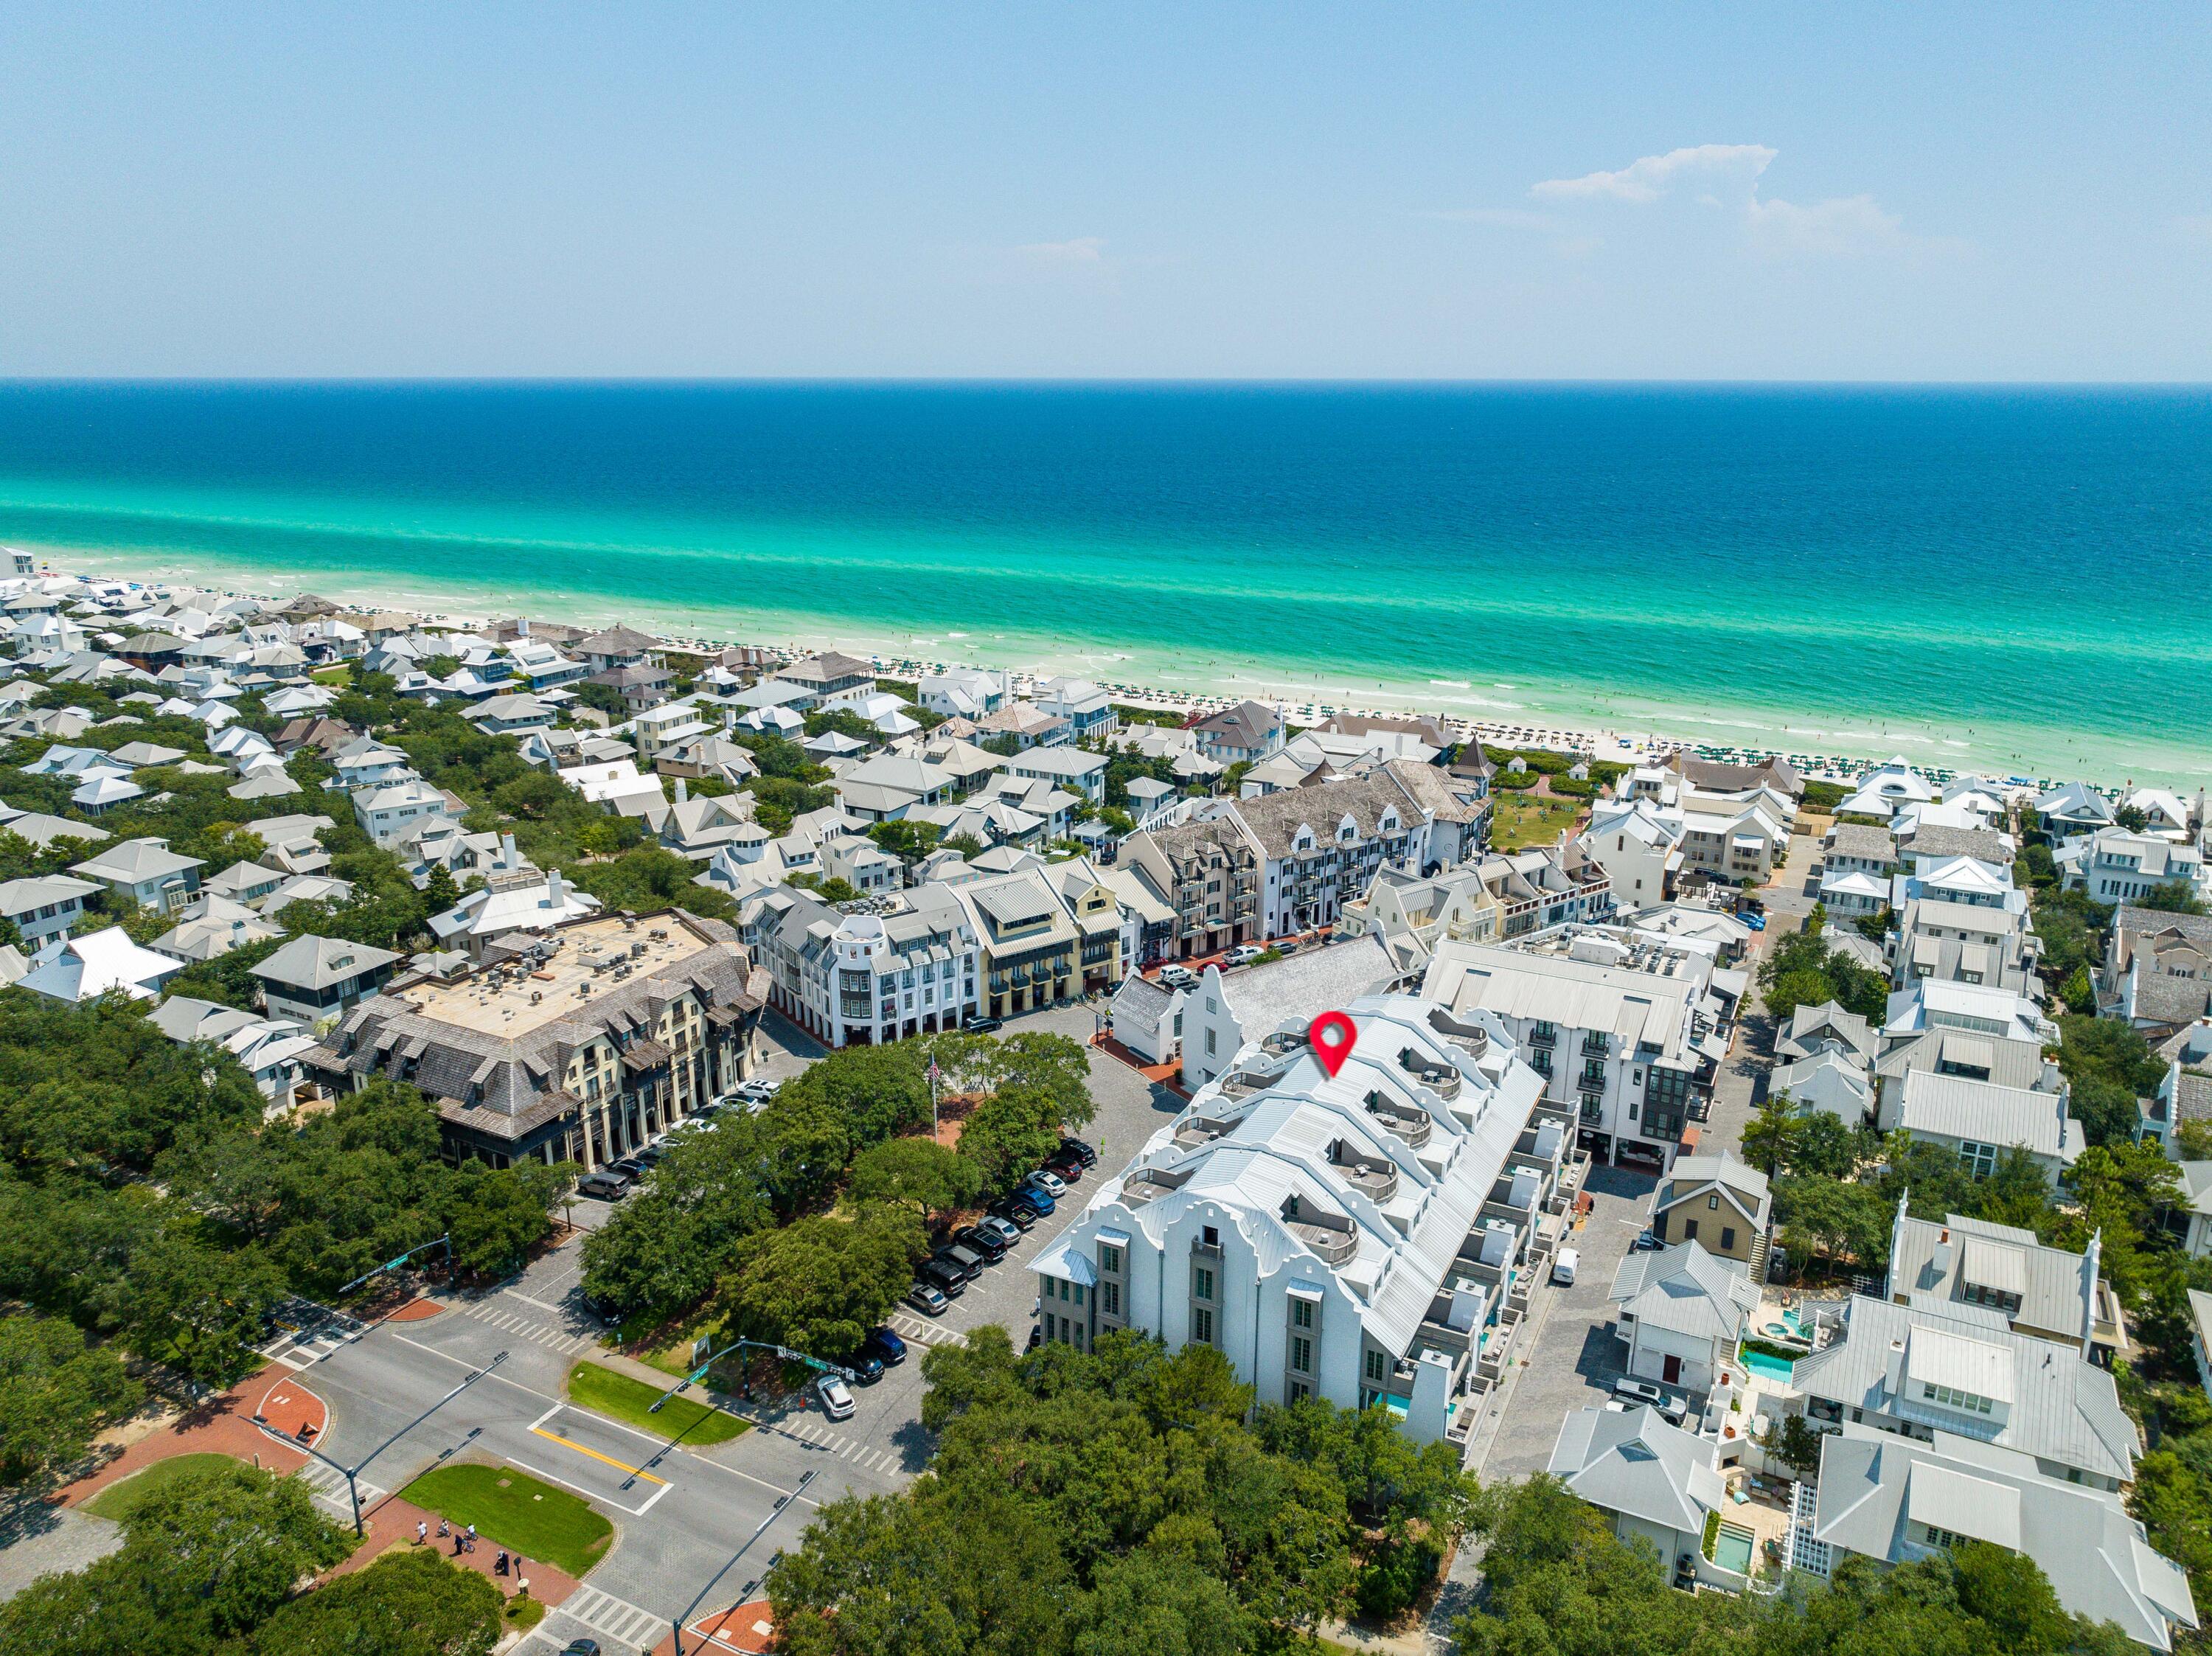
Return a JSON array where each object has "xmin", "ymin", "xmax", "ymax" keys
[
  {"xmin": 1739, "ymin": 1347, "xmax": 1795, "ymax": 1383},
  {"xmin": 1711, "ymin": 1523, "xmax": 1756, "ymax": 1575}
]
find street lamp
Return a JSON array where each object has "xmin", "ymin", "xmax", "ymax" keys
[
  {"xmin": 670, "ymin": 1468, "xmax": 816, "ymax": 1656},
  {"xmin": 254, "ymin": 1349, "xmax": 507, "ymax": 1536}
]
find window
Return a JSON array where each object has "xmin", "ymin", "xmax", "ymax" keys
[
  {"xmin": 1290, "ymin": 1335, "xmax": 1313, "ymax": 1374},
  {"xmin": 1099, "ymin": 1245, "xmax": 1121, "ymax": 1274},
  {"xmin": 1193, "ymin": 1267, "xmax": 1215, "ymax": 1301},
  {"xmin": 1191, "ymin": 1307, "xmax": 1215, "ymax": 1346},
  {"xmin": 1958, "ymin": 1141, "xmax": 1999, "ymax": 1179},
  {"xmin": 1043, "ymin": 1312, "xmax": 1055, "ymax": 1340},
  {"xmin": 1920, "ymin": 1380, "xmax": 1995, "ymax": 1415},
  {"xmin": 1721, "ymin": 1227, "xmax": 1736, "ymax": 1251},
  {"xmin": 1101, "ymin": 1281, "xmax": 1120, "ymax": 1316},
  {"xmin": 1072, "ymin": 1284, "xmax": 1085, "ymax": 1307},
  {"xmin": 1059, "ymin": 1278, "xmax": 1071, "ymax": 1301},
  {"xmin": 1203, "ymin": 1225, "xmax": 1220, "ymax": 1248},
  {"xmin": 1287, "ymin": 1380, "xmax": 1311, "ymax": 1404},
  {"xmin": 1708, "ymin": 1194, "xmax": 1719, "ymax": 1209},
  {"xmin": 1364, "ymin": 1349, "xmax": 1387, "ymax": 1383},
  {"xmin": 1291, "ymin": 1297, "xmax": 1314, "ymax": 1329},
  {"xmin": 1921, "ymin": 1524, "xmax": 1974, "ymax": 1551},
  {"xmin": 1683, "ymin": 1219, "xmax": 1700, "ymax": 1242}
]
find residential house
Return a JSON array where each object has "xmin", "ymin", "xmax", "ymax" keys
[
  {"xmin": 2099, "ymin": 907, "xmax": 2212, "ymax": 1034},
  {"xmin": 973, "ymin": 701, "xmax": 1070, "ymax": 751},
  {"xmin": 1192, "ymin": 700, "xmax": 1286, "ymax": 766},
  {"xmin": 1770, "ymin": 1048, "xmax": 1876, "ymax": 1122},
  {"xmin": 1791, "ymin": 1293, "xmax": 2140, "ymax": 1491},
  {"xmin": 1548, "ymin": 1407, "xmax": 1728, "ymax": 1588},
  {"xmin": 467, "ymin": 692, "xmax": 560, "ymax": 735},
  {"xmin": 1648, "ymin": 1152, "xmax": 1770, "ymax": 1275},
  {"xmin": 1237, "ymin": 774, "xmax": 1436, "ymax": 938},
  {"xmin": 775, "ymin": 652, "xmax": 874, "ymax": 701},
  {"xmin": 2034, "ymin": 780, "xmax": 2115, "ymax": 839},
  {"xmin": 1885, "ymin": 1205, "xmax": 2126, "ymax": 1361},
  {"xmin": 149, "ymin": 895, "xmax": 287, "ymax": 963},
  {"xmin": 148, "ymin": 996, "xmax": 320, "ymax": 1114},
  {"xmin": 1806, "ymin": 1423, "xmax": 2194, "ymax": 1650},
  {"xmin": 1581, "ymin": 797, "xmax": 1684, "ymax": 909},
  {"xmin": 1879, "ymin": 1069, "xmax": 2083, "ymax": 1187},
  {"xmin": 1608, "ymin": 1240, "xmax": 1760, "ymax": 1393},
  {"xmin": 1005, "ymin": 744, "xmax": 1109, "ymax": 806},
  {"xmin": 1337, "ymin": 865, "xmax": 1504, "ymax": 975},
  {"xmin": 331, "ymin": 736, "xmax": 414, "ymax": 790},
  {"xmin": 574, "ymin": 623, "xmax": 659, "ymax": 672},
  {"xmin": 916, "ymin": 667, "xmax": 1009, "ymax": 720},
  {"xmin": 1838, "ymin": 758, "xmax": 1939, "ymax": 820},
  {"xmin": 428, "ymin": 869, "xmax": 603, "ymax": 958},
  {"xmin": 1031, "ymin": 676, "xmax": 1117, "ymax": 742},
  {"xmin": 1776, "ymin": 1001, "xmax": 1877, "ymax": 1067},
  {"xmin": 0, "ymin": 873, "xmax": 99, "ymax": 945},
  {"xmin": 17, "ymin": 925, "xmax": 183, "ymax": 1003},
  {"xmin": 557, "ymin": 758, "xmax": 667, "ymax": 817},
  {"xmin": 588, "ymin": 662, "xmax": 673, "ymax": 714},
  {"xmin": 251, "ymin": 935, "xmax": 404, "ymax": 1026},
  {"xmin": 69, "ymin": 836, "xmax": 205, "ymax": 915},
  {"xmin": 355, "ymin": 778, "xmax": 463, "ymax": 845}
]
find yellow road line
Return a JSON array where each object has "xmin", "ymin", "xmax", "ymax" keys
[{"xmin": 529, "ymin": 1426, "xmax": 669, "ymax": 1485}]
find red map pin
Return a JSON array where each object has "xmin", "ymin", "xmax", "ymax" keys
[{"xmin": 1309, "ymin": 1011, "xmax": 1358, "ymax": 1079}]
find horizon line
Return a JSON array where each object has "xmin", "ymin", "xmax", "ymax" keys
[{"xmin": 1, "ymin": 374, "xmax": 2210, "ymax": 392}]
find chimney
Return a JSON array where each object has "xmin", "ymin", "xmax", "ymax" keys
[
  {"xmin": 547, "ymin": 869, "xmax": 566, "ymax": 909},
  {"xmin": 722, "ymin": 706, "xmax": 735, "ymax": 734},
  {"xmin": 1932, "ymin": 1225, "xmax": 1953, "ymax": 1278},
  {"xmin": 1884, "ymin": 1337, "xmax": 1907, "ymax": 1399},
  {"xmin": 501, "ymin": 831, "xmax": 518, "ymax": 866},
  {"xmin": 675, "ymin": 777, "xmax": 689, "ymax": 804}
]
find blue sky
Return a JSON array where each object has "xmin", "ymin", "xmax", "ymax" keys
[{"xmin": 2, "ymin": 4, "xmax": 2207, "ymax": 378}]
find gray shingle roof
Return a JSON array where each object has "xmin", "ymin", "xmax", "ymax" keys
[{"xmin": 1608, "ymin": 1241, "xmax": 1759, "ymax": 1340}]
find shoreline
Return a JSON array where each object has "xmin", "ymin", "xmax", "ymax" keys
[{"xmin": 24, "ymin": 546, "xmax": 2121, "ymax": 795}]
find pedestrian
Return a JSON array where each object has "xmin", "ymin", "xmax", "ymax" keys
[
  {"xmin": 416, "ymin": 1520, "xmax": 428, "ymax": 1546},
  {"xmin": 495, "ymin": 1549, "xmax": 509, "ymax": 1576},
  {"xmin": 437, "ymin": 1518, "xmax": 450, "ymax": 1540},
  {"xmin": 452, "ymin": 1533, "xmax": 464, "ymax": 1556}
]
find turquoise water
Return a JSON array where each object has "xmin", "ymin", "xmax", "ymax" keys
[
  {"xmin": 0, "ymin": 382, "xmax": 2206, "ymax": 783},
  {"xmin": 1740, "ymin": 1349, "xmax": 1796, "ymax": 1383},
  {"xmin": 1711, "ymin": 1523, "xmax": 1757, "ymax": 1574}
]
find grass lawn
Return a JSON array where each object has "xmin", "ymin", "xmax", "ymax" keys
[
  {"xmin": 310, "ymin": 664, "xmax": 352, "ymax": 685},
  {"xmin": 567, "ymin": 1360, "xmax": 747, "ymax": 1444},
  {"xmin": 83, "ymin": 1452, "xmax": 245, "ymax": 1521},
  {"xmin": 399, "ymin": 1464, "xmax": 613, "ymax": 1577},
  {"xmin": 1489, "ymin": 793, "xmax": 1582, "ymax": 852}
]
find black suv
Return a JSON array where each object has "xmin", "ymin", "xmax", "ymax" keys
[
  {"xmin": 952, "ymin": 1224, "xmax": 1008, "ymax": 1262},
  {"xmin": 1057, "ymin": 1138, "xmax": 1098, "ymax": 1168},
  {"xmin": 919, "ymin": 1257, "xmax": 967, "ymax": 1298},
  {"xmin": 933, "ymin": 1243, "xmax": 985, "ymax": 1282}
]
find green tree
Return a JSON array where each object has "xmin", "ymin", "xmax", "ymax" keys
[
  {"xmin": 246, "ymin": 1546, "xmax": 507, "ymax": 1656},
  {"xmin": 442, "ymin": 1158, "xmax": 574, "ymax": 1278},
  {"xmin": 846, "ymin": 1136, "xmax": 981, "ymax": 1220},
  {"xmin": 957, "ymin": 1083, "xmax": 1068, "ymax": 1195},
  {"xmin": 1740, "ymin": 1093, "xmax": 1801, "ymax": 1177},
  {"xmin": 720, "ymin": 1203, "xmax": 929, "ymax": 1357},
  {"xmin": 0, "ymin": 1312, "xmax": 142, "ymax": 1485}
]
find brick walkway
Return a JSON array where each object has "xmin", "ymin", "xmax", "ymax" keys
[
  {"xmin": 57, "ymin": 1365, "xmax": 312, "ymax": 1510},
  {"xmin": 648, "ymin": 1596, "xmax": 777, "ymax": 1655},
  {"xmin": 325, "ymin": 1494, "xmax": 580, "ymax": 1610}
]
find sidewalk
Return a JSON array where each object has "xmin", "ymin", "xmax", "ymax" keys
[{"xmin": 56, "ymin": 1365, "xmax": 313, "ymax": 1511}]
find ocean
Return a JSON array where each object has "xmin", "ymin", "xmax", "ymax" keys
[{"xmin": 0, "ymin": 380, "xmax": 2205, "ymax": 784}]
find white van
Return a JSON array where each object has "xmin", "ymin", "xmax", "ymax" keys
[{"xmin": 1551, "ymin": 1248, "xmax": 1579, "ymax": 1287}]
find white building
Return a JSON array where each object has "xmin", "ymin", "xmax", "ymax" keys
[
  {"xmin": 1579, "ymin": 797, "xmax": 1684, "ymax": 910},
  {"xmin": 1607, "ymin": 1240, "xmax": 1759, "ymax": 1394},
  {"xmin": 1422, "ymin": 933, "xmax": 1724, "ymax": 1175},
  {"xmin": 1032, "ymin": 993, "xmax": 1567, "ymax": 1442},
  {"xmin": 742, "ymin": 883, "xmax": 979, "ymax": 1047}
]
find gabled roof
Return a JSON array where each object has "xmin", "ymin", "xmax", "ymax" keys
[{"xmin": 1608, "ymin": 1240, "xmax": 1759, "ymax": 1342}]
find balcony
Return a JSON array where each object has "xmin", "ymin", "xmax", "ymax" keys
[
  {"xmin": 1581, "ymin": 1033, "xmax": 1610, "ymax": 1057},
  {"xmin": 1121, "ymin": 1165, "xmax": 1194, "ymax": 1208},
  {"xmin": 1528, "ymin": 1025, "xmax": 1557, "ymax": 1048},
  {"xmin": 1172, "ymin": 1113, "xmax": 1239, "ymax": 1150},
  {"xmin": 1364, "ymin": 1093, "xmax": 1432, "ymax": 1148},
  {"xmin": 1220, "ymin": 1066, "xmax": 1289, "ymax": 1100},
  {"xmin": 1281, "ymin": 1197, "xmax": 1357, "ymax": 1267},
  {"xmin": 1397, "ymin": 1048, "xmax": 1462, "ymax": 1099},
  {"xmin": 1327, "ymin": 1141, "xmax": 1399, "ymax": 1203}
]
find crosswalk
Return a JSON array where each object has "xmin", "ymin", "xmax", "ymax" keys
[
  {"xmin": 452, "ymin": 1297, "xmax": 599, "ymax": 1356},
  {"xmin": 527, "ymin": 1584, "xmax": 666, "ymax": 1654},
  {"xmin": 291, "ymin": 1458, "xmax": 383, "ymax": 1517},
  {"xmin": 764, "ymin": 1415, "xmax": 907, "ymax": 1476},
  {"xmin": 257, "ymin": 1296, "xmax": 367, "ymax": 1370}
]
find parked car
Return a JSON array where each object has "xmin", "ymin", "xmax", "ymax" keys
[
  {"xmin": 1009, "ymin": 1184, "xmax": 1055, "ymax": 1218},
  {"xmin": 918, "ymin": 1259, "xmax": 967, "ymax": 1298},
  {"xmin": 576, "ymin": 1170, "xmax": 630, "ymax": 1201},
  {"xmin": 815, "ymin": 1374, "xmax": 856, "ymax": 1421},
  {"xmin": 1551, "ymin": 1248, "xmax": 1579, "ymax": 1287},
  {"xmin": 1158, "ymin": 964, "xmax": 1198, "ymax": 990},
  {"xmin": 846, "ymin": 1350, "xmax": 885, "ymax": 1385},
  {"xmin": 952, "ymin": 1225, "xmax": 1009, "ymax": 1262},
  {"xmin": 975, "ymin": 1214, "xmax": 1023, "ymax": 1248},
  {"xmin": 1057, "ymin": 1138, "xmax": 1097, "ymax": 1168},
  {"xmin": 1026, "ymin": 1323, "xmax": 1043, "ymax": 1352},
  {"xmin": 933, "ymin": 1243, "xmax": 985, "ymax": 1282},
  {"xmin": 612, "ymin": 1156, "xmax": 647, "ymax": 1180},
  {"xmin": 990, "ymin": 1197, "xmax": 1039, "ymax": 1231},
  {"xmin": 1041, "ymin": 1152, "xmax": 1083, "ymax": 1183},
  {"xmin": 1612, "ymin": 1377, "xmax": 1687, "ymax": 1424},
  {"xmin": 906, "ymin": 1282, "xmax": 950, "ymax": 1316},
  {"xmin": 860, "ymin": 1327, "xmax": 907, "ymax": 1368},
  {"xmin": 734, "ymin": 1077, "xmax": 778, "ymax": 1102},
  {"xmin": 1743, "ymin": 912, "xmax": 1767, "ymax": 931},
  {"xmin": 1632, "ymin": 1228, "xmax": 1664, "ymax": 1252},
  {"xmin": 965, "ymin": 1015, "xmax": 1003, "ymax": 1034},
  {"xmin": 1223, "ymin": 944, "xmax": 1265, "ymax": 967},
  {"xmin": 1026, "ymin": 1169, "xmax": 1068, "ymax": 1199},
  {"xmin": 635, "ymin": 1142, "xmax": 669, "ymax": 1166},
  {"xmin": 1274, "ymin": 937, "xmax": 1301, "ymax": 954},
  {"xmin": 562, "ymin": 1641, "xmax": 603, "ymax": 1656}
]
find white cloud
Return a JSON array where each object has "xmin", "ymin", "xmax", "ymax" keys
[
  {"xmin": 1531, "ymin": 143, "xmax": 1775, "ymax": 203},
  {"xmin": 1012, "ymin": 236, "xmax": 1106, "ymax": 264},
  {"xmin": 1749, "ymin": 192, "xmax": 1903, "ymax": 256},
  {"xmin": 1525, "ymin": 143, "xmax": 1912, "ymax": 257}
]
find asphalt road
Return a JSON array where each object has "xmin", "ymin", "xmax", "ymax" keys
[{"xmin": 285, "ymin": 996, "xmax": 1186, "ymax": 1652}]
